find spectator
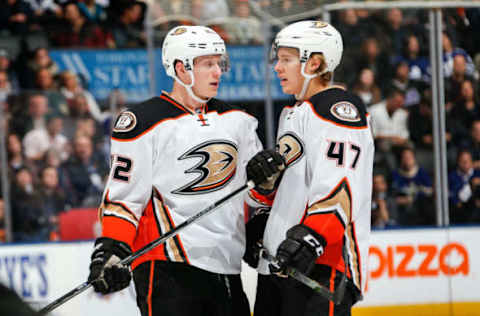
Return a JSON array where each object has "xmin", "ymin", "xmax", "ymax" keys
[
  {"xmin": 77, "ymin": 116, "xmax": 108, "ymax": 165},
  {"xmin": 370, "ymin": 87, "xmax": 410, "ymax": 171},
  {"xmin": 445, "ymin": 54, "xmax": 476, "ymax": 109},
  {"xmin": 392, "ymin": 33, "xmax": 430, "ymax": 83},
  {"xmin": 21, "ymin": 47, "xmax": 59, "ymax": 89},
  {"xmin": 392, "ymin": 147, "xmax": 434, "ymax": 225},
  {"xmin": 10, "ymin": 167, "xmax": 46, "ymax": 241},
  {"xmin": 102, "ymin": 88, "xmax": 127, "ymax": 135},
  {"xmin": 224, "ymin": 0, "xmax": 262, "ymax": 45},
  {"xmin": 448, "ymin": 150, "xmax": 480, "ymax": 223},
  {"xmin": 60, "ymin": 135, "xmax": 108, "ymax": 207},
  {"xmin": 408, "ymin": 92, "xmax": 458, "ymax": 172},
  {"xmin": 25, "ymin": 0, "xmax": 62, "ymax": 32},
  {"xmin": 0, "ymin": 0, "xmax": 33, "ymax": 35},
  {"xmin": 0, "ymin": 70, "xmax": 12, "ymax": 103},
  {"xmin": 34, "ymin": 68, "xmax": 68, "ymax": 116},
  {"xmin": 336, "ymin": 9, "xmax": 369, "ymax": 52},
  {"xmin": 34, "ymin": 67, "xmax": 57, "ymax": 91},
  {"xmin": 37, "ymin": 166, "xmax": 67, "ymax": 240},
  {"xmin": 10, "ymin": 93, "xmax": 49, "ymax": 138},
  {"xmin": 351, "ymin": 68, "xmax": 382, "ymax": 107},
  {"xmin": 355, "ymin": 37, "xmax": 391, "ymax": 92},
  {"xmin": 390, "ymin": 60, "xmax": 423, "ymax": 107},
  {"xmin": 22, "ymin": 115, "xmax": 69, "ymax": 162},
  {"xmin": 450, "ymin": 79, "xmax": 480, "ymax": 133},
  {"xmin": 109, "ymin": 1, "xmax": 145, "ymax": 48},
  {"xmin": 52, "ymin": 1, "xmax": 114, "ymax": 48},
  {"xmin": 7, "ymin": 133, "xmax": 28, "ymax": 175},
  {"xmin": 77, "ymin": 0, "xmax": 107, "ymax": 24},
  {"xmin": 381, "ymin": 8, "xmax": 411, "ymax": 55},
  {"xmin": 0, "ymin": 48, "xmax": 19, "ymax": 92},
  {"xmin": 202, "ymin": 0, "xmax": 229, "ymax": 21},
  {"xmin": 371, "ymin": 173, "xmax": 397, "ymax": 228},
  {"xmin": 62, "ymin": 93, "xmax": 95, "ymax": 138},
  {"xmin": 459, "ymin": 120, "xmax": 480, "ymax": 169},
  {"xmin": 173, "ymin": 0, "xmax": 230, "ymax": 43},
  {"xmin": 59, "ymin": 71, "xmax": 105, "ymax": 122},
  {"xmin": 43, "ymin": 148, "xmax": 62, "ymax": 169},
  {"xmin": 442, "ymin": 31, "xmax": 477, "ymax": 79}
]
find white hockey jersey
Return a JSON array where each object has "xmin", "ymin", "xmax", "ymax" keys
[
  {"xmin": 257, "ymin": 87, "xmax": 374, "ymax": 295},
  {"xmin": 100, "ymin": 93, "xmax": 262, "ymax": 274}
]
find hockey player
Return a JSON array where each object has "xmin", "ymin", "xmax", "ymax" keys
[
  {"xmin": 87, "ymin": 25, "xmax": 261, "ymax": 316},
  {"xmin": 245, "ymin": 21, "xmax": 375, "ymax": 316}
]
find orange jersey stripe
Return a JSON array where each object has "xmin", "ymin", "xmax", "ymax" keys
[
  {"xmin": 248, "ymin": 189, "xmax": 275, "ymax": 207},
  {"xmin": 102, "ymin": 216, "xmax": 137, "ymax": 248},
  {"xmin": 304, "ymin": 212, "xmax": 346, "ymax": 272},
  {"xmin": 132, "ymin": 198, "xmax": 167, "ymax": 270}
]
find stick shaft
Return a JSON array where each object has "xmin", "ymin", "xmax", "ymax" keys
[{"xmin": 40, "ymin": 182, "xmax": 253, "ymax": 314}]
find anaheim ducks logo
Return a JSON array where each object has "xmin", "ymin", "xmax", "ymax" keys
[
  {"xmin": 113, "ymin": 111, "xmax": 137, "ymax": 133},
  {"xmin": 172, "ymin": 140, "xmax": 238, "ymax": 195},
  {"xmin": 311, "ymin": 21, "xmax": 328, "ymax": 28},
  {"xmin": 172, "ymin": 27, "xmax": 187, "ymax": 35},
  {"xmin": 331, "ymin": 101, "xmax": 361, "ymax": 122},
  {"xmin": 276, "ymin": 132, "xmax": 304, "ymax": 166}
]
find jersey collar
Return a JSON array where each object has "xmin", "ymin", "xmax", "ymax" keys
[{"xmin": 160, "ymin": 91, "xmax": 206, "ymax": 116}]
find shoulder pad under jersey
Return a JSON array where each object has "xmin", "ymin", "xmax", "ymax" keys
[
  {"xmin": 308, "ymin": 88, "xmax": 368, "ymax": 128},
  {"xmin": 112, "ymin": 96, "xmax": 186, "ymax": 140}
]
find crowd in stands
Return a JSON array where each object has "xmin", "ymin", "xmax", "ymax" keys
[
  {"xmin": 1, "ymin": 1, "xmax": 480, "ymax": 242},
  {"xmin": 329, "ymin": 7, "xmax": 480, "ymax": 228}
]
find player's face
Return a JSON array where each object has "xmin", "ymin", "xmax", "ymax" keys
[
  {"xmin": 274, "ymin": 47, "xmax": 303, "ymax": 95},
  {"xmin": 192, "ymin": 55, "xmax": 223, "ymax": 99}
]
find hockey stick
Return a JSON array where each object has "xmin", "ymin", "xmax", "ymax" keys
[
  {"xmin": 39, "ymin": 181, "xmax": 255, "ymax": 315},
  {"xmin": 260, "ymin": 246, "xmax": 347, "ymax": 305}
]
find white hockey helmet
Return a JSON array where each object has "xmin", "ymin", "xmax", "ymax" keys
[
  {"xmin": 162, "ymin": 25, "xmax": 229, "ymax": 103},
  {"xmin": 271, "ymin": 20, "xmax": 343, "ymax": 73},
  {"xmin": 162, "ymin": 25, "xmax": 229, "ymax": 80}
]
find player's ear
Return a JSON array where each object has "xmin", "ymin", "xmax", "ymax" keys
[
  {"xmin": 174, "ymin": 61, "xmax": 192, "ymax": 85},
  {"xmin": 174, "ymin": 60, "xmax": 186, "ymax": 76},
  {"xmin": 306, "ymin": 54, "xmax": 323, "ymax": 75}
]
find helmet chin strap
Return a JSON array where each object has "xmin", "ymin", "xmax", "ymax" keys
[
  {"xmin": 174, "ymin": 71, "xmax": 210, "ymax": 104},
  {"xmin": 295, "ymin": 62, "xmax": 326, "ymax": 101}
]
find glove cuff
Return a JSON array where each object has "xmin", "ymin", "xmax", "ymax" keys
[{"xmin": 94, "ymin": 237, "xmax": 132, "ymax": 260}]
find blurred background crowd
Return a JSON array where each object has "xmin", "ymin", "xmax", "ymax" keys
[{"xmin": 0, "ymin": 0, "xmax": 480, "ymax": 243}]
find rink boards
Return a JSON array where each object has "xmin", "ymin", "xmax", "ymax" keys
[{"xmin": 0, "ymin": 227, "xmax": 478, "ymax": 316}]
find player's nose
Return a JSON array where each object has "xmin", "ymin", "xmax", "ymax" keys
[{"xmin": 274, "ymin": 61, "xmax": 282, "ymax": 73}]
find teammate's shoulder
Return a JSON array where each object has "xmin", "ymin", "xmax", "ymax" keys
[
  {"xmin": 307, "ymin": 87, "xmax": 368, "ymax": 128},
  {"xmin": 111, "ymin": 96, "xmax": 185, "ymax": 140}
]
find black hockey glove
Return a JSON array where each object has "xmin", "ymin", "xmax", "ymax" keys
[
  {"xmin": 88, "ymin": 237, "xmax": 132, "ymax": 294},
  {"xmin": 269, "ymin": 224, "xmax": 326, "ymax": 276},
  {"xmin": 247, "ymin": 149, "xmax": 285, "ymax": 195},
  {"xmin": 243, "ymin": 208, "xmax": 270, "ymax": 268}
]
